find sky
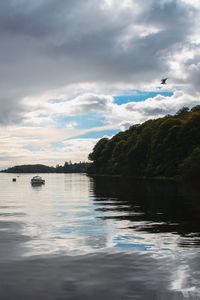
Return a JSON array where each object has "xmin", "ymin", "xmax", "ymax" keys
[{"xmin": 0, "ymin": 0, "xmax": 200, "ymax": 168}]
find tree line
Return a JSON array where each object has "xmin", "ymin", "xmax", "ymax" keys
[
  {"xmin": 88, "ymin": 106, "xmax": 200, "ymax": 181},
  {"xmin": 1, "ymin": 161, "xmax": 90, "ymax": 173}
]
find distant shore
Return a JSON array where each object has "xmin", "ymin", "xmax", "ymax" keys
[{"xmin": 1, "ymin": 162, "xmax": 90, "ymax": 174}]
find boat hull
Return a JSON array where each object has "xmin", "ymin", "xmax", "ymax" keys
[{"xmin": 31, "ymin": 176, "xmax": 45, "ymax": 185}]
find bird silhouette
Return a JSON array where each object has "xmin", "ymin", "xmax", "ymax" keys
[{"xmin": 161, "ymin": 78, "xmax": 168, "ymax": 84}]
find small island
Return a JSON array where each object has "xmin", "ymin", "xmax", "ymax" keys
[{"xmin": 1, "ymin": 161, "xmax": 90, "ymax": 173}]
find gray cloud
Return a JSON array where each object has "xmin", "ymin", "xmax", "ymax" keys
[
  {"xmin": 184, "ymin": 54, "xmax": 200, "ymax": 94},
  {"xmin": 66, "ymin": 94, "xmax": 113, "ymax": 115},
  {"xmin": 139, "ymin": 0, "xmax": 195, "ymax": 29},
  {"xmin": 0, "ymin": 0, "xmax": 198, "ymax": 124},
  {"xmin": 0, "ymin": 94, "xmax": 29, "ymax": 125}
]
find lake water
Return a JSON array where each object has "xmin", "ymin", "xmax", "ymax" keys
[{"xmin": 0, "ymin": 173, "xmax": 200, "ymax": 299}]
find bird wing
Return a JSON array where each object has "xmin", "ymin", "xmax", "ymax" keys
[{"xmin": 161, "ymin": 78, "xmax": 168, "ymax": 84}]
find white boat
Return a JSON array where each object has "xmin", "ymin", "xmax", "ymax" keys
[{"xmin": 31, "ymin": 176, "xmax": 45, "ymax": 185}]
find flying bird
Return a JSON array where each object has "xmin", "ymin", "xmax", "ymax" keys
[{"xmin": 161, "ymin": 78, "xmax": 168, "ymax": 84}]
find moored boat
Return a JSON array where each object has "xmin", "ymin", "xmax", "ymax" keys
[{"xmin": 31, "ymin": 176, "xmax": 45, "ymax": 185}]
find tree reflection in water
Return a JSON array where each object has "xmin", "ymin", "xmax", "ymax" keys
[{"xmin": 91, "ymin": 176, "xmax": 200, "ymax": 248}]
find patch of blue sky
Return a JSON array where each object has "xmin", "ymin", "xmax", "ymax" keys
[
  {"xmin": 55, "ymin": 112, "xmax": 106, "ymax": 129},
  {"xmin": 73, "ymin": 129, "xmax": 119, "ymax": 139},
  {"xmin": 23, "ymin": 145, "xmax": 41, "ymax": 152},
  {"xmin": 51, "ymin": 141, "xmax": 64, "ymax": 149},
  {"xmin": 114, "ymin": 91, "xmax": 173, "ymax": 105}
]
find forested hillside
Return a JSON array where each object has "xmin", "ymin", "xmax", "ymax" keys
[{"xmin": 88, "ymin": 106, "xmax": 200, "ymax": 180}]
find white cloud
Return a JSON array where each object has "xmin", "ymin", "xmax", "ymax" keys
[{"xmin": 110, "ymin": 91, "xmax": 200, "ymax": 124}]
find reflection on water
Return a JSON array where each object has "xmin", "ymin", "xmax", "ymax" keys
[
  {"xmin": 1, "ymin": 173, "xmax": 200, "ymax": 299},
  {"xmin": 93, "ymin": 176, "xmax": 200, "ymax": 249},
  {"xmin": 0, "ymin": 173, "xmax": 200, "ymax": 257}
]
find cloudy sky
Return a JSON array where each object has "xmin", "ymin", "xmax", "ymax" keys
[{"xmin": 0, "ymin": 0, "xmax": 200, "ymax": 168}]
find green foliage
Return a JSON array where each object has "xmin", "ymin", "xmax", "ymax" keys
[
  {"xmin": 88, "ymin": 106, "xmax": 200, "ymax": 180},
  {"xmin": 191, "ymin": 105, "xmax": 200, "ymax": 112},
  {"xmin": 180, "ymin": 147, "xmax": 200, "ymax": 181},
  {"xmin": 88, "ymin": 138, "xmax": 109, "ymax": 162},
  {"xmin": 175, "ymin": 106, "xmax": 189, "ymax": 116}
]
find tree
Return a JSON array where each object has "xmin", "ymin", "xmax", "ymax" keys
[
  {"xmin": 175, "ymin": 106, "xmax": 189, "ymax": 116},
  {"xmin": 180, "ymin": 147, "xmax": 200, "ymax": 181},
  {"xmin": 191, "ymin": 105, "xmax": 200, "ymax": 112}
]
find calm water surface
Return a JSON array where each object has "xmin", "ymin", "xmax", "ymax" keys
[{"xmin": 0, "ymin": 173, "xmax": 200, "ymax": 299}]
